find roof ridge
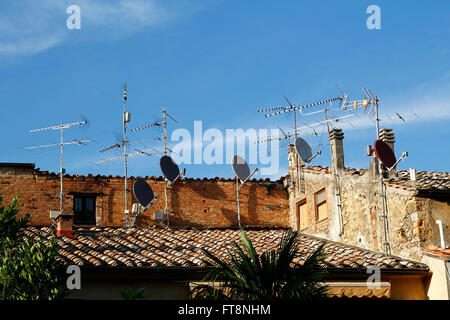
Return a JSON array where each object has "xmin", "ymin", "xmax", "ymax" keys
[{"xmin": 30, "ymin": 168, "xmax": 287, "ymax": 184}]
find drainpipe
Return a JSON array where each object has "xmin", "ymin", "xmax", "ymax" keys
[{"xmin": 436, "ymin": 220, "xmax": 446, "ymax": 248}]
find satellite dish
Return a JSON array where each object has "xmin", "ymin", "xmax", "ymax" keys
[
  {"xmin": 374, "ymin": 139, "xmax": 396, "ymax": 168},
  {"xmin": 133, "ymin": 179, "xmax": 155, "ymax": 208},
  {"xmin": 231, "ymin": 155, "xmax": 258, "ymax": 228},
  {"xmin": 232, "ymin": 155, "xmax": 251, "ymax": 182},
  {"xmin": 295, "ymin": 137, "xmax": 313, "ymax": 163},
  {"xmin": 160, "ymin": 155, "xmax": 180, "ymax": 183}
]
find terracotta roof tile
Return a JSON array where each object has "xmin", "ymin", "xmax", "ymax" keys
[
  {"xmin": 302, "ymin": 165, "xmax": 449, "ymax": 191},
  {"xmin": 422, "ymin": 246, "xmax": 450, "ymax": 259},
  {"xmin": 31, "ymin": 167, "xmax": 286, "ymax": 184},
  {"xmin": 22, "ymin": 226, "xmax": 429, "ymax": 272}
]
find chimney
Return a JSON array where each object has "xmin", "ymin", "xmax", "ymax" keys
[
  {"xmin": 379, "ymin": 128, "xmax": 396, "ymax": 178},
  {"xmin": 409, "ymin": 168, "xmax": 417, "ymax": 181},
  {"xmin": 56, "ymin": 212, "xmax": 74, "ymax": 238},
  {"xmin": 369, "ymin": 155, "xmax": 380, "ymax": 180},
  {"xmin": 329, "ymin": 129, "xmax": 344, "ymax": 173},
  {"xmin": 379, "ymin": 128, "xmax": 395, "ymax": 153}
]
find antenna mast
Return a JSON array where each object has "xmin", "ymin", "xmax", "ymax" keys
[
  {"xmin": 163, "ymin": 109, "xmax": 167, "ymax": 155},
  {"xmin": 25, "ymin": 121, "xmax": 91, "ymax": 214},
  {"xmin": 373, "ymin": 91, "xmax": 391, "ymax": 255},
  {"xmin": 160, "ymin": 108, "xmax": 178, "ymax": 228},
  {"xmin": 123, "ymin": 83, "xmax": 131, "ymax": 225}
]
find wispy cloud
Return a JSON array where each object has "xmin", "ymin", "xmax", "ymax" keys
[
  {"xmin": 0, "ymin": 0, "xmax": 190, "ymax": 56},
  {"xmin": 385, "ymin": 73, "xmax": 450, "ymax": 121}
]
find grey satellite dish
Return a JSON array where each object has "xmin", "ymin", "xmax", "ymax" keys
[
  {"xmin": 295, "ymin": 137, "xmax": 313, "ymax": 163},
  {"xmin": 232, "ymin": 155, "xmax": 251, "ymax": 182},
  {"xmin": 133, "ymin": 179, "xmax": 155, "ymax": 209},
  {"xmin": 160, "ymin": 155, "xmax": 180, "ymax": 183},
  {"xmin": 231, "ymin": 155, "xmax": 258, "ymax": 228}
]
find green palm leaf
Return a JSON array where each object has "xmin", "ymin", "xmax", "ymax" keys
[{"xmin": 191, "ymin": 228, "xmax": 328, "ymax": 300}]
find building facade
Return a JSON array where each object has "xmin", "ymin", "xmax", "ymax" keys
[
  {"xmin": 0, "ymin": 163, "xmax": 289, "ymax": 229},
  {"xmin": 287, "ymin": 128, "xmax": 449, "ymax": 262}
]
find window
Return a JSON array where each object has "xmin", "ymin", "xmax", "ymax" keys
[
  {"xmin": 297, "ymin": 200, "xmax": 309, "ymax": 231},
  {"xmin": 314, "ymin": 188, "xmax": 328, "ymax": 222},
  {"xmin": 73, "ymin": 195, "xmax": 96, "ymax": 225}
]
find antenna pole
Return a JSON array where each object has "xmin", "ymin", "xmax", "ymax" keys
[
  {"xmin": 25, "ymin": 120, "xmax": 90, "ymax": 215},
  {"xmin": 236, "ymin": 176, "xmax": 241, "ymax": 228},
  {"xmin": 163, "ymin": 109, "xmax": 167, "ymax": 156},
  {"xmin": 60, "ymin": 123, "xmax": 64, "ymax": 213},
  {"xmin": 294, "ymin": 110, "xmax": 298, "ymax": 140},
  {"xmin": 375, "ymin": 102, "xmax": 380, "ymax": 139},
  {"xmin": 375, "ymin": 102, "xmax": 391, "ymax": 255},
  {"xmin": 369, "ymin": 94, "xmax": 391, "ymax": 255},
  {"xmin": 162, "ymin": 108, "xmax": 169, "ymax": 227},
  {"xmin": 123, "ymin": 83, "xmax": 129, "ymax": 226}
]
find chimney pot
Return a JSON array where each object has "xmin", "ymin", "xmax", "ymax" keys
[
  {"xmin": 56, "ymin": 212, "xmax": 74, "ymax": 238},
  {"xmin": 329, "ymin": 128, "xmax": 344, "ymax": 173},
  {"xmin": 379, "ymin": 128, "xmax": 395, "ymax": 153},
  {"xmin": 409, "ymin": 168, "xmax": 417, "ymax": 181}
]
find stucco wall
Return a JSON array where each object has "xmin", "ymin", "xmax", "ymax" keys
[{"xmin": 422, "ymin": 254, "xmax": 450, "ymax": 300}]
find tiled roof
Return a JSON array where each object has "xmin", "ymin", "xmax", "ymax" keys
[
  {"xmin": 391, "ymin": 170, "xmax": 450, "ymax": 191},
  {"xmin": 302, "ymin": 165, "xmax": 450, "ymax": 191},
  {"xmin": 22, "ymin": 227, "xmax": 429, "ymax": 272},
  {"xmin": 0, "ymin": 163, "xmax": 286, "ymax": 184},
  {"xmin": 31, "ymin": 169, "xmax": 286, "ymax": 184},
  {"xmin": 422, "ymin": 246, "xmax": 450, "ymax": 259}
]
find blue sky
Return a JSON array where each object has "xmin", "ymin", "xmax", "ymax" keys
[{"xmin": 0, "ymin": 0, "xmax": 449, "ymax": 180}]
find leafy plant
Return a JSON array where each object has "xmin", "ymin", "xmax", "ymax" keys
[
  {"xmin": 0, "ymin": 196, "xmax": 29, "ymax": 242},
  {"xmin": 120, "ymin": 287, "xmax": 146, "ymax": 300},
  {"xmin": 0, "ymin": 195, "xmax": 66, "ymax": 300},
  {"xmin": 191, "ymin": 229, "xmax": 329, "ymax": 300}
]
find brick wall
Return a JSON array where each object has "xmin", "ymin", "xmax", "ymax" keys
[{"xmin": 0, "ymin": 164, "xmax": 290, "ymax": 229}]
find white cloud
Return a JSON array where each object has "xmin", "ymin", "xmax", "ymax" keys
[
  {"xmin": 0, "ymin": 0, "xmax": 184, "ymax": 56},
  {"xmin": 385, "ymin": 73, "xmax": 450, "ymax": 121}
]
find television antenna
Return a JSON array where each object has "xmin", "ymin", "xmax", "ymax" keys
[
  {"xmin": 258, "ymin": 94, "xmax": 347, "ymax": 118},
  {"xmin": 265, "ymin": 90, "xmax": 349, "ymax": 234},
  {"xmin": 130, "ymin": 108, "xmax": 178, "ymax": 156},
  {"xmin": 94, "ymin": 84, "xmax": 160, "ymax": 226},
  {"xmin": 367, "ymin": 138, "xmax": 408, "ymax": 255},
  {"xmin": 232, "ymin": 155, "xmax": 258, "ymax": 228},
  {"xmin": 132, "ymin": 108, "xmax": 181, "ymax": 228},
  {"xmin": 353, "ymin": 87, "xmax": 411, "ymax": 255},
  {"xmin": 24, "ymin": 120, "xmax": 91, "ymax": 215}
]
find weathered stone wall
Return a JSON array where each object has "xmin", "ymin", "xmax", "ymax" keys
[{"xmin": 287, "ymin": 147, "xmax": 450, "ymax": 261}]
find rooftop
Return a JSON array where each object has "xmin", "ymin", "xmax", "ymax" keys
[
  {"xmin": 23, "ymin": 226, "xmax": 429, "ymax": 272},
  {"xmin": 302, "ymin": 165, "xmax": 450, "ymax": 191},
  {"xmin": 422, "ymin": 246, "xmax": 450, "ymax": 259},
  {"xmin": 1, "ymin": 162, "xmax": 285, "ymax": 184}
]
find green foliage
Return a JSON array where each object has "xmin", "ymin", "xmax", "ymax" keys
[
  {"xmin": 191, "ymin": 229, "xmax": 329, "ymax": 300},
  {"xmin": 0, "ymin": 195, "xmax": 66, "ymax": 300},
  {"xmin": 0, "ymin": 196, "xmax": 29, "ymax": 242},
  {"xmin": 120, "ymin": 287, "xmax": 146, "ymax": 300}
]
